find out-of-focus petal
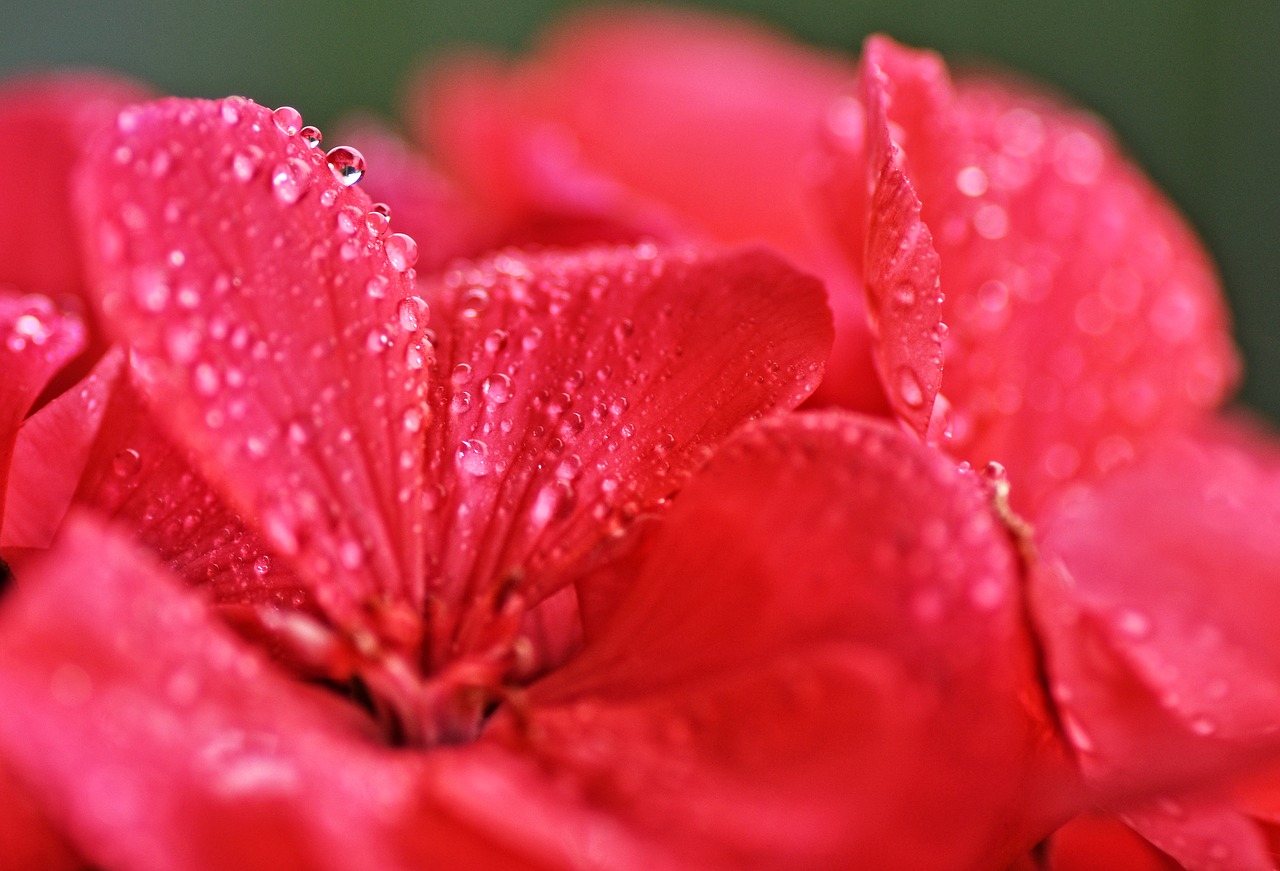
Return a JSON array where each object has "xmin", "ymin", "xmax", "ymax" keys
[
  {"xmin": 0, "ymin": 292, "xmax": 85, "ymax": 535},
  {"xmin": 429, "ymin": 412, "xmax": 1062, "ymax": 870},
  {"xmin": 0, "ymin": 759, "xmax": 83, "ymax": 871},
  {"xmin": 0, "ymin": 74, "xmax": 151, "ymax": 401},
  {"xmin": 0, "ymin": 514, "xmax": 550, "ymax": 871},
  {"xmin": 2, "ymin": 346, "xmax": 118, "ymax": 550},
  {"xmin": 76, "ymin": 96, "xmax": 429, "ymax": 628},
  {"xmin": 1033, "ymin": 416, "xmax": 1280, "ymax": 794},
  {"xmin": 417, "ymin": 244, "xmax": 831, "ymax": 671},
  {"xmin": 1048, "ymin": 813, "xmax": 1182, "ymax": 871},
  {"xmin": 1123, "ymin": 791, "xmax": 1273, "ymax": 871},
  {"xmin": 416, "ymin": 8, "xmax": 887, "ymax": 412},
  {"xmin": 824, "ymin": 37, "xmax": 1239, "ymax": 511}
]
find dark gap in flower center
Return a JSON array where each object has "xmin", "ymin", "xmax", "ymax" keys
[{"xmin": 0, "ymin": 557, "xmax": 11, "ymax": 598}]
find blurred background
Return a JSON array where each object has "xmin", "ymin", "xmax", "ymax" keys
[{"xmin": 4, "ymin": 0, "xmax": 1277, "ymax": 419}]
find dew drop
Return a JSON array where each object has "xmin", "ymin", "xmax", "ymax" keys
[
  {"xmin": 896, "ymin": 367, "xmax": 925, "ymax": 408},
  {"xmin": 253, "ymin": 554, "xmax": 272, "ymax": 576},
  {"xmin": 385, "ymin": 233, "xmax": 418, "ymax": 272},
  {"xmin": 482, "ymin": 373, "xmax": 513, "ymax": 404},
  {"xmin": 1116, "ymin": 609, "xmax": 1152, "ymax": 640},
  {"xmin": 326, "ymin": 145, "xmax": 365, "ymax": 186},
  {"xmin": 271, "ymin": 159, "xmax": 310, "ymax": 205},
  {"xmin": 232, "ymin": 150, "xmax": 260, "ymax": 182},
  {"xmin": 457, "ymin": 439, "xmax": 489, "ymax": 476},
  {"xmin": 299, "ymin": 125, "xmax": 322, "ymax": 148},
  {"xmin": 365, "ymin": 210, "xmax": 390, "ymax": 237},
  {"xmin": 451, "ymin": 363, "xmax": 473, "ymax": 386},
  {"xmin": 272, "ymin": 106, "xmax": 302, "ymax": 137},
  {"xmin": 365, "ymin": 329, "xmax": 390, "ymax": 355},
  {"xmin": 402, "ymin": 407, "xmax": 424, "ymax": 433},
  {"xmin": 339, "ymin": 540, "xmax": 364, "ymax": 570},
  {"xmin": 365, "ymin": 275, "xmax": 389, "ymax": 300},
  {"xmin": 405, "ymin": 341, "xmax": 427, "ymax": 371},
  {"xmin": 397, "ymin": 296, "xmax": 428, "ymax": 332},
  {"xmin": 112, "ymin": 448, "xmax": 141, "ymax": 477}
]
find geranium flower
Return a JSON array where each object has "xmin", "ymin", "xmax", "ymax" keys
[
  {"xmin": 396, "ymin": 7, "xmax": 1280, "ymax": 868},
  {"xmin": 0, "ymin": 78, "xmax": 1075, "ymax": 870}
]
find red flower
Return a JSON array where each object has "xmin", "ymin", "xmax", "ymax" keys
[
  {"xmin": 0, "ymin": 75, "xmax": 1058, "ymax": 870},
  {"xmin": 2, "ymin": 8, "xmax": 1278, "ymax": 871},
  {"xmin": 399, "ymin": 7, "xmax": 1280, "ymax": 869}
]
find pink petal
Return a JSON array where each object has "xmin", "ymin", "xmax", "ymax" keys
[
  {"xmin": 2, "ymin": 348, "xmax": 121, "ymax": 549},
  {"xmin": 0, "ymin": 74, "xmax": 151, "ymax": 402},
  {"xmin": 1123, "ymin": 791, "xmax": 1273, "ymax": 871},
  {"xmin": 418, "ymin": 244, "xmax": 832, "ymax": 667},
  {"xmin": 0, "ymin": 515, "xmax": 548, "ymax": 871},
  {"xmin": 0, "ymin": 292, "xmax": 86, "ymax": 535},
  {"xmin": 827, "ymin": 38, "xmax": 1239, "ymax": 511},
  {"xmin": 76, "ymin": 97, "xmax": 429, "ymax": 627},
  {"xmin": 1033, "ymin": 416, "xmax": 1280, "ymax": 791},
  {"xmin": 432, "ymin": 412, "xmax": 1062, "ymax": 870}
]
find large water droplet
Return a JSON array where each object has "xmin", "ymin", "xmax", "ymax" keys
[
  {"xmin": 299, "ymin": 125, "xmax": 322, "ymax": 148},
  {"xmin": 482, "ymin": 373, "xmax": 513, "ymax": 404},
  {"xmin": 271, "ymin": 159, "xmax": 310, "ymax": 205},
  {"xmin": 457, "ymin": 439, "xmax": 490, "ymax": 476},
  {"xmin": 896, "ymin": 367, "xmax": 925, "ymax": 408},
  {"xmin": 112, "ymin": 448, "xmax": 142, "ymax": 477},
  {"xmin": 385, "ymin": 233, "xmax": 418, "ymax": 273},
  {"xmin": 397, "ymin": 296, "xmax": 428, "ymax": 332},
  {"xmin": 326, "ymin": 145, "xmax": 365, "ymax": 186},
  {"xmin": 272, "ymin": 106, "xmax": 302, "ymax": 137}
]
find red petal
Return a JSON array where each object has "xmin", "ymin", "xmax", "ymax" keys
[
  {"xmin": 828, "ymin": 38, "xmax": 1239, "ymax": 511},
  {"xmin": 1033, "ymin": 416, "xmax": 1280, "ymax": 791},
  {"xmin": 850, "ymin": 38, "xmax": 947, "ymax": 438},
  {"xmin": 76, "ymin": 97, "xmax": 429, "ymax": 626},
  {"xmin": 418, "ymin": 244, "xmax": 831, "ymax": 665},
  {"xmin": 0, "ymin": 292, "xmax": 86, "ymax": 534},
  {"xmin": 0, "ymin": 515, "xmax": 548, "ymax": 871},
  {"xmin": 0, "ymin": 74, "xmax": 151, "ymax": 402},
  {"xmin": 0, "ymin": 759, "xmax": 82, "ymax": 871},
  {"xmin": 1049, "ymin": 813, "xmax": 1182, "ymax": 871},
  {"xmin": 417, "ymin": 9, "xmax": 887, "ymax": 412},
  {"xmin": 2, "ymin": 348, "xmax": 121, "ymax": 549},
  {"xmin": 434, "ymin": 412, "xmax": 1058, "ymax": 870},
  {"xmin": 1123, "ymin": 791, "xmax": 1273, "ymax": 871}
]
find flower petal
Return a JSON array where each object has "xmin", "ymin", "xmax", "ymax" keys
[
  {"xmin": 1033, "ymin": 416, "xmax": 1280, "ymax": 791},
  {"xmin": 847, "ymin": 38, "xmax": 947, "ymax": 438},
  {"xmin": 430, "ymin": 412, "xmax": 1060, "ymax": 870},
  {"xmin": 827, "ymin": 37, "xmax": 1239, "ymax": 510},
  {"xmin": 0, "ymin": 74, "xmax": 151, "ymax": 402},
  {"xmin": 76, "ymin": 97, "xmax": 429, "ymax": 626},
  {"xmin": 2, "ymin": 348, "xmax": 121, "ymax": 550},
  {"xmin": 1048, "ymin": 813, "xmax": 1181, "ymax": 871},
  {"xmin": 0, "ymin": 514, "xmax": 550, "ymax": 871},
  {"xmin": 0, "ymin": 292, "xmax": 86, "ymax": 535},
  {"xmin": 1123, "ymin": 791, "xmax": 1273, "ymax": 871},
  {"xmin": 418, "ymin": 244, "xmax": 831, "ymax": 665},
  {"xmin": 417, "ymin": 8, "xmax": 886, "ymax": 411}
]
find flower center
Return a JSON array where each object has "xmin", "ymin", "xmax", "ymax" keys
[{"xmin": 255, "ymin": 570, "xmax": 569, "ymax": 748}]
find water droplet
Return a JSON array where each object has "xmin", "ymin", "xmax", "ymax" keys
[
  {"xmin": 193, "ymin": 363, "xmax": 220, "ymax": 396},
  {"xmin": 482, "ymin": 373, "xmax": 513, "ymax": 404},
  {"xmin": 457, "ymin": 439, "xmax": 490, "ymax": 476},
  {"xmin": 522, "ymin": 328, "xmax": 543, "ymax": 351},
  {"xmin": 326, "ymin": 145, "xmax": 365, "ymax": 186},
  {"xmin": 405, "ymin": 341, "xmax": 427, "ymax": 370},
  {"xmin": 220, "ymin": 101, "xmax": 241, "ymax": 125},
  {"xmin": 365, "ymin": 329, "xmax": 390, "ymax": 355},
  {"xmin": 451, "ymin": 363, "xmax": 473, "ymax": 386},
  {"xmin": 1189, "ymin": 716, "xmax": 1217, "ymax": 737},
  {"xmin": 365, "ymin": 210, "xmax": 390, "ymax": 237},
  {"xmin": 112, "ymin": 448, "xmax": 141, "ymax": 477},
  {"xmin": 385, "ymin": 233, "xmax": 418, "ymax": 272},
  {"xmin": 272, "ymin": 106, "xmax": 302, "ymax": 137},
  {"xmin": 271, "ymin": 159, "xmax": 310, "ymax": 205},
  {"xmin": 484, "ymin": 330, "xmax": 508, "ymax": 354},
  {"xmin": 402, "ymin": 407, "xmax": 424, "ymax": 433},
  {"xmin": 365, "ymin": 275, "xmax": 389, "ymax": 299},
  {"xmin": 339, "ymin": 539, "xmax": 364, "ymax": 570},
  {"xmin": 896, "ymin": 367, "xmax": 925, "ymax": 408},
  {"xmin": 450, "ymin": 392, "xmax": 472, "ymax": 414},
  {"xmin": 299, "ymin": 125, "xmax": 322, "ymax": 148},
  {"xmin": 397, "ymin": 296, "xmax": 427, "ymax": 332},
  {"xmin": 253, "ymin": 554, "xmax": 272, "ymax": 576},
  {"xmin": 955, "ymin": 165, "xmax": 989, "ymax": 197},
  {"xmin": 531, "ymin": 480, "xmax": 576, "ymax": 526},
  {"xmin": 1115, "ymin": 609, "xmax": 1152, "ymax": 640}
]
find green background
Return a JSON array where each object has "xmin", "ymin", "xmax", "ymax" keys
[{"xmin": 4, "ymin": 0, "xmax": 1277, "ymax": 419}]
